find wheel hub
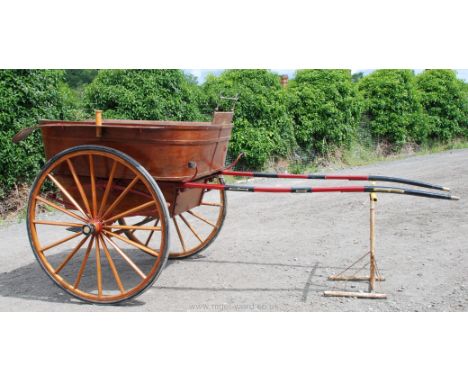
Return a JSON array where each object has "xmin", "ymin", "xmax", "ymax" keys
[{"xmin": 81, "ymin": 221, "xmax": 103, "ymax": 236}]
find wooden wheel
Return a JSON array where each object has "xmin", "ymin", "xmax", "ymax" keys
[
  {"xmin": 27, "ymin": 145, "xmax": 170, "ymax": 304},
  {"xmin": 118, "ymin": 177, "xmax": 226, "ymax": 259}
]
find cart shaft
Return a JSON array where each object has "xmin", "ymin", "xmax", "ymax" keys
[{"xmin": 183, "ymin": 182, "xmax": 458, "ymax": 200}]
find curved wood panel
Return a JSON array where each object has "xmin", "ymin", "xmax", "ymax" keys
[{"xmin": 41, "ymin": 112, "xmax": 233, "ymax": 182}]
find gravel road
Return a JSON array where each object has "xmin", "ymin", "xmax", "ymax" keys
[{"xmin": 1, "ymin": 149, "xmax": 467, "ymax": 311}]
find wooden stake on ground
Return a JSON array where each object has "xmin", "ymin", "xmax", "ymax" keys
[{"xmin": 324, "ymin": 191, "xmax": 387, "ymax": 299}]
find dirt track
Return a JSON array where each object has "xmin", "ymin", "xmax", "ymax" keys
[{"xmin": 0, "ymin": 149, "xmax": 467, "ymax": 311}]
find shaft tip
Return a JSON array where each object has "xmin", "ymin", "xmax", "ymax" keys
[
  {"xmin": 443, "ymin": 187, "xmax": 451, "ymax": 191},
  {"xmin": 451, "ymin": 195, "xmax": 460, "ymax": 201}
]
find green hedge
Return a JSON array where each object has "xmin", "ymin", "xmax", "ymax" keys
[
  {"xmin": 1, "ymin": 69, "xmax": 467, "ymax": 201},
  {"xmin": 0, "ymin": 70, "xmax": 74, "ymax": 198},
  {"xmin": 415, "ymin": 70, "xmax": 468, "ymax": 141},
  {"xmin": 358, "ymin": 70, "xmax": 425, "ymax": 147},
  {"xmin": 201, "ymin": 69, "xmax": 296, "ymax": 169},
  {"xmin": 287, "ymin": 69, "xmax": 362, "ymax": 155},
  {"xmin": 84, "ymin": 69, "xmax": 204, "ymax": 121}
]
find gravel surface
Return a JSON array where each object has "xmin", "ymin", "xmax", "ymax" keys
[{"xmin": 0, "ymin": 149, "xmax": 467, "ymax": 311}]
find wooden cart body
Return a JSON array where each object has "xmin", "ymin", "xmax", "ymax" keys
[{"xmin": 40, "ymin": 112, "xmax": 233, "ymax": 217}]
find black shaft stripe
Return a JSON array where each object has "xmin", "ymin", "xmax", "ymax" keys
[
  {"xmin": 291, "ymin": 187, "xmax": 313, "ymax": 193},
  {"xmin": 224, "ymin": 185, "xmax": 255, "ymax": 192},
  {"xmin": 307, "ymin": 175, "xmax": 326, "ymax": 180},
  {"xmin": 368, "ymin": 176, "xmax": 446, "ymax": 191},
  {"xmin": 249, "ymin": 172, "xmax": 326, "ymax": 180},
  {"xmin": 364, "ymin": 186, "xmax": 455, "ymax": 200},
  {"xmin": 251, "ymin": 172, "xmax": 279, "ymax": 178}
]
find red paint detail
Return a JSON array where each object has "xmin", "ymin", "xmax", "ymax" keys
[
  {"xmin": 325, "ymin": 175, "xmax": 369, "ymax": 180},
  {"xmin": 310, "ymin": 186, "xmax": 366, "ymax": 192},
  {"xmin": 221, "ymin": 170, "xmax": 254, "ymax": 177},
  {"xmin": 184, "ymin": 182, "xmax": 224, "ymax": 190}
]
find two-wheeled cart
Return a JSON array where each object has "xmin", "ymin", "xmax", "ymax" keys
[{"xmin": 13, "ymin": 111, "xmax": 458, "ymax": 303}]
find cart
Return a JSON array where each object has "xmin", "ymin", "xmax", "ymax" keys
[{"xmin": 13, "ymin": 111, "xmax": 459, "ymax": 304}]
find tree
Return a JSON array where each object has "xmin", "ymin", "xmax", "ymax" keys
[
  {"xmin": 84, "ymin": 69, "xmax": 204, "ymax": 121},
  {"xmin": 65, "ymin": 69, "xmax": 99, "ymax": 89},
  {"xmin": 352, "ymin": 72, "xmax": 364, "ymax": 83},
  {"xmin": 0, "ymin": 70, "xmax": 73, "ymax": 198},
  {"xmin": 415, "ymin": 70, "xmax": 468, "ymax": 141},
  {"xmin": 287, "ymin": 69, "xmax": 362, "ymax": 155},
  {"xmin": 358, "ymin": 69, "xmax": 424, "ymax": 147},
  {"xmin": 201, "ymin": 69, "xmax": 296, "ymax": 169}
]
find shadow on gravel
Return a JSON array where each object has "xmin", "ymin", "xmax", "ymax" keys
[
  {"xmin": 0, "ymin": 250, "xmax": 380, "ymax": 307},
  {"xmin": 0, "ymin": 249, "xmax": 175, "ymax": 307},
  {"xmin": 161, "ymin": 256, "xmax": 377, "ymax": 302}
]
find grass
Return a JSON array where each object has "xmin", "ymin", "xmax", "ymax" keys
[{"xmin": 287, "ymin": 138, "xmax": 468, "ymax": 174}]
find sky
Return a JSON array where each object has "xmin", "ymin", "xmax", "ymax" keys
[{"xmin": 185, "ymin": 69, "xmax": 468, "ymax": 84}]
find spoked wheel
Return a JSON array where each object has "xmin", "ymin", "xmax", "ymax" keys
[
  {"xmin": 118, "ymin": 177, "xmax": 226, "ymax": 259},
  {"xmin": 27, "ymin": 145, "xmax": 170, "ymax": 304}
]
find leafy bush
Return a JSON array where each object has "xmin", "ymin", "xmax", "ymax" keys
[
  {"xmin": 415, "ymin": 70, "xmax": 468, "ymax": 141},
  {"xmin": 65, "ymin": 69, "xmax": 98, "ymax": 89},
  {"xmin": 0, "ymin": 70, "xmax": 73, "ymax": 198},
  {"xmin": 200, "ymin": 69, "xmax": 296, "ymax": 169},
  {"xmin": 287, "ymin": 69, "xmax": 362, "ymax": 155},
  {"xmin": 84, "ymin": 69, "xmax": 204, "ymax": 121},
  {"xmin": 358, "ymin": 70, "xmax": 425, "ymax": 147}
]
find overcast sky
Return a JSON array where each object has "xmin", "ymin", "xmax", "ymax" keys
[{"xmin": 185, "ymin": 69, "xmax": 468, "ymax": 84}]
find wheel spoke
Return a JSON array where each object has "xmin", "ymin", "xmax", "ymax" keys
[
  {"xmin": 55, "ymin": 236, "xmax": 89, "ymax": 274},
  {"xmin": 101, "ymin": 177, "xmax": 140, "ymax": 220},
  {"xmin": 186, "ymin": 210, "xmax": 216, "ymax": 227},
  {"xmin": 98, "ymin": 161, "xmax": 118, "ymax": 217},
  {"xmin": 200, "ymin": 202, "xmax": 222, "ymax": 207},
  {"xmin": 144, "ymin": 219, "xmax": 159, "ymax": 246},
  {"xmin": 89, "ymin": 154, "xmax": 98, "ymax": 217},
  {"xmin": 103, "ymin": 200, "xmax": 156, "ymax": 224},
  {"xmin": 33, "ymin": 220, "xmax": 83, "ymax": 228},
  {"xmin": 99, "ymin": 236, "xmax": 125, "ymax": 293},
  {"xmin": 102, "ymin": 235, "xmax": 146, "ymax": 279},
  {"xmin": 40, "ymin": 231, "xmax": 82, "ymax": 252},
  {"xmin": 179, "ymin": 213, "xmax": 203, "ymax": 243},
  {"xmin": 74, "ymin": 237, "xmax": 94, "ymax": 289},
  {"xmin": 47, "ymin": 174, "xmax": 88, "ymax": 218},
  {"xmin": 173, "ymin": 216, "xmax": 186, "ymax": 252},
  {"xmin": 36, "ymin": 196, "xmax": 88, "ymax": 223},
  {"xmin": 104, "ymin": 225, "xmax": 162, "ymax": 231},
  {"xmin": 114, "ymin": 216, "xmax": 155, "ymax": 234},
  {"xmin": 67, "ymin": 159, "xmax": 92, "ymax": 216},
  {"xmin": 95, "ymin": 234, "xmax": 102, "ymax": 297},
  {"xmin": 103, "ymin": 229, "xmax": 159, "ymax": 257}
]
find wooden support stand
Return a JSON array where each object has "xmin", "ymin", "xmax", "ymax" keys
[{"xmin": 324, "ymin": 191, "xmax": 387, "ymax": 299}]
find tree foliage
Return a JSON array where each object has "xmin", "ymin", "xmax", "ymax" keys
[
  {"xmin": 415, "ymin": 70, "xmax": 468, "ymax": 141},
  {"xmin": 358, "ymin": 70, "xmax": 425, "ymax": 147},
  {"xmin": 0, "ymin": 70, "xmax": 73, "ymax": 198},
  {"xmin": 201, "ymin": 69, "xmax": 296, "ymax": 169},
  {"xmin": 65, "ymin": 69, "xmax": 98, "ymax": 89},
  {"xmin": 287, "ymin": 69, "xmax": 362, "ymax": 155},
  {"xmin": 84, "ymin": 69, "xmax": 204, "ymax": 121}
]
